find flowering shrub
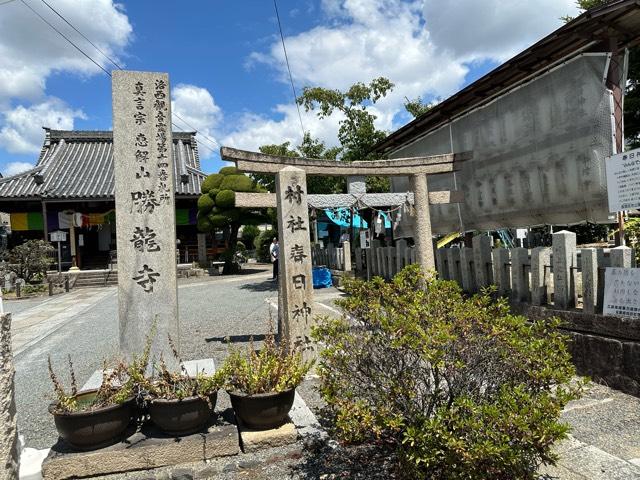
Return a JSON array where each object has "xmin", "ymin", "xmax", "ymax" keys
[{"xmin": 313, "ymin": 265, "xmax": 581, "ymax": 479}]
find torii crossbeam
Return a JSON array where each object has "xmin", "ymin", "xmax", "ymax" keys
[{"xmin": 221, "ymin": 146, "xmax": 470, "ymax": 272}]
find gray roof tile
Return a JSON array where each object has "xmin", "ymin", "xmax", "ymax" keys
[{"xmin": 0, "ymin": 129, "xmax": 206, "ymax": 199}]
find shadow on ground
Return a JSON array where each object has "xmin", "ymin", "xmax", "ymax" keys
[
  {"xmin": 205, "ymin": 334, "xmax": 267, "ymax": 344},
  {"xmin": 292, "ymin": 442, "xmax": 400, "ymax": 479},
  {"xmin": 239, "ymin": 279, "xmax": 278, "ymax": 292}
]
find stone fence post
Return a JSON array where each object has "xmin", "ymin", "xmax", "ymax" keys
[
  {"xmin": 581, "ymin": 248, "xmax": 598, "ymax": 314},
  {"xmin": 0, "ymin": 313, "xmax": 18, "ymax": 480},
  {"xmin": 511, "ymin": 248, "xmax": 529, "ymax": 302},
  {"xmin": 472, "ymin": 235, "xmax": 493, "ymax": 289},
  {"xmin": 446, "ymin": 247, "xmax": 462, "ymax": 285},
  {"xmin": 493, "ymin": 248, "xmax": 510, "ymax": 295},
  {"xmin": 552, "ymin": 231, "xmax": 577, "ymax": 309},
  {"xmin": 610, "ymin": 246, "xmax": 633, "ymax": 268},
  {"xmin": 531, "ymin": 247, "xmax": 551, "ymax": 305},
  {"xmin": 460, "ymin": 247, "xmax": 476, "ymax": 293}
]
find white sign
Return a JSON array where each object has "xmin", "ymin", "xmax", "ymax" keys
[
  {"xmin": 605, "ymin": 148, "xmax": 640, "ymax": 212},
  {"xmin": 359, "ymin": 230, "xmax": 370, "ymax": 249},
  {"xmin": 516, "ymin": 228, "xmax": 527, "ymax": 240},
  {"xmin": 603, "ymin": 267, "xmax": 640, "ymax": 318},
  {"xmin": 49, "ymin": 230, "xmax": 67, "ymax": 242}
]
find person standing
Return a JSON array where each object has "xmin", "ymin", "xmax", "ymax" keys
[{"xmin": 270, "ymin": 238, "xmax": 279, "ymax": 280}]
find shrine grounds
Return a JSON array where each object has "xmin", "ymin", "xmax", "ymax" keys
[{"xmin": 10, "ymin": 266, "xmax": 640, "ymax": 479}]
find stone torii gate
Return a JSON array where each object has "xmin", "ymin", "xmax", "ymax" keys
[{"xmin": 221, "ymin": 147, "xmax": 469, "ymax": 359}]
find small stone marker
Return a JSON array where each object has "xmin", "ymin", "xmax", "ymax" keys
[
  {"xmin": 112, "ymin": 71, "xmax": 179, "ymax": 367},
  {"xmin": 275, "ymin": 167, "xmax": 315, "ymax": 360}
]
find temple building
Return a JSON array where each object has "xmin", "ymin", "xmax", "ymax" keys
[{"xmin": 0, "ymin": 128, "xmax": 206, "ymax": 270}]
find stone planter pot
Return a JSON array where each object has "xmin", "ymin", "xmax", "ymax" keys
[
  {"xmin": 49, "ymin": 389, "xmax": 135, "ymax": 451},
  {"xmin": 149, "ymin": 392, "xmax": 217, "ymax": 436},
  {"xmin": 228, "ymin": 388, "xmax": 295, "ymax": 430}
]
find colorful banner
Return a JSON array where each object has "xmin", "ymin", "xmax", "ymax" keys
[{"xmin": 10, "ymin": 212, "xmax": 44, "ymax": 231}]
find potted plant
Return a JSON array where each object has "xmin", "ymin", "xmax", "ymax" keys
[
  {"xmin": 48, "ymin": 355, "xmax": 142, "ymax": 450},
  {"xmin": 146, "ymin": 339, "xmax": 221, "ymax": 436},
  {"xmin": 220, "ymin": 331, "xmax": 313, "ymax": 430}
]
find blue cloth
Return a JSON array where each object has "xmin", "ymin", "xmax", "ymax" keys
[
  {"xmin": 312, "ymin": 266, "xmax": 333, "ymax": 289},
  {"xmin": 324, "ymin": 208, "xmax": 391, "ymax": 229}
]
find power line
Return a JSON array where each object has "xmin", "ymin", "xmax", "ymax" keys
[
  {"xmin": 18, "ymin": 0, "xmax": 221, "ymax": 155},
  {"xmin": 20, "ymin": 0, "xmax": 112, "ymax": 77},
  {"xmin": 37, "ymin": 0, "xmax": 123, "ymax": 70},
  {"xmin": 273, "ymin": 0, "xmax": 305, "ymax": 140}
]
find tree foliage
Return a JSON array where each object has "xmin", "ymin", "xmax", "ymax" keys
[
  {"xmin": 313, "ymin": 266, "xmax": 581, "ymax": 479},
  {"xmin": 403, "ymin": 96, "xmax": 434, "ymax": 118},
  {"xmin": 8, "ymin": 239, "xmax": 54, "ymax": 283},
  {"xmin": 254, "ymin": 133, "xmax": 344, "ymax": 194},
  {"xmin": 197, "ymin": 167, "xmax": 267, "ymax": 273}
]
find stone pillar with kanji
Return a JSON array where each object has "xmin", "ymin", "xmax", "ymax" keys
[
  {"xmin": 112, "ymin": 71, "xmax": 179, "ymax": 368},
  {"xmin": 275, "ymin": 166, "xmax": 315, "ymax": 361}
]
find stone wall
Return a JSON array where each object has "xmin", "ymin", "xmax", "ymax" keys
[{"xmin": 512, "ymin": 303, "xmax": 640, "ymax": 397}]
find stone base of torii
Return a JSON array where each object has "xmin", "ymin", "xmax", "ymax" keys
[{"xmin": 221, "ymin": 147, "xmax": 470, "ymax": 360}]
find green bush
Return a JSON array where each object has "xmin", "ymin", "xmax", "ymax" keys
[
  {"xmin": 208, "ymin": 214, "xmax": 229, "ymax": 228},
  {"xmin": 9, "ymin": 240, "xmax": 54, "ymax": 283},
  {"xmin": 219, "ymin": 166, "xmax": 238, "ymax": 176},
  {"xmin": 219, "ymin": 329, "xmax": 313, "ymax": 395},
  {"xmin": 254, "ymin": 228, "xmax": 276, "ymax": 263},
  {"xmin": 23, "ymin": 284, "xmax": 47, "ymax": 295},
  {"xmin": 312, "ymin": 265, "xmax": 581, "ymax": 479},
  {"xmin": 208, "ymin": 188, "xmax": 220, "ymax": 200},
  {"xmin": 215, "ymin": 189, "xmax": 236, "ymax": 208},
  {"xmin": 200, "ymin": 173, "xmax": 224, "ymax": 194},
  {"xmin": 241, "ymin": 225, "xmax": 260, "ymax": 248},
  {"xmin": 220, "ymin": 174, "xmax": 254, "ymax": 192},
  {"xmin": 197, "ymin": 194, "xmax": 215, "ymax": 213}
]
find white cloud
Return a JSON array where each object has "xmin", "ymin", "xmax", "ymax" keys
[
  {"xmin": 171, "ymin": 84, "xmax": 222, "ymax": 159},
  {"xmin": 0, "ymin": 98, "xmax": 86, "ymax": 154},
  {"xmin": 423, "ymin": 0, "xmax": 579, "ymax": 62},
  {"xmin": 4, "ymin": 161, "xmax": 34, "ymax": 176},
  {"xmin": 234, "ymin": 0, "xmax": 580, "ymax": 151},
  {"xmin": 0, "ymin": 0, "xmax": 132, "ymax": 161},
  {"xmin": 0, "ymin": 0, "xmax": 131, "ymax": 104},
  {"xmin": 221, "ymin": 104, "xmax": 344, "ymax": 153}
]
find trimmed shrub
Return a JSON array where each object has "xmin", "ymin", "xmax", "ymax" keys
[
  {"xmin": 197, "ymin": 216, "xmax": 212, "ymax": 232},
  {"xmin": 208, "ymin": 214, "xmax": 229, "ymax": 228},
  {"xmin": 197, "ymin": 194, "xmax": 215, "ymax": 213},
  {"xmin": 241, "ymin": 225, "xmax": 260, "ymax": 248},
  {"xmin": 215, "ymin": 189, "xmax": 236, "ymax": 208},
  {"xmin": 254, "ymin": 228, "xmax": 276, "ymax": 263},
  {"xmin": 220, "ymin": 174, "xmax": 254, "ymax": 192},
  {"xmin": 200, "ymin": 173, "xmax": 224, "ymax": 194},
  {"xmin": 313, "ymin": 265, "xmax": 582, "ymax": 479},
  {"xmin": 8, "ymin": 240, "xmax": 54, "ymax": 283},
  {"xmin": 208, "ymin": 188, "xmax": 220, "ymax": 200},
  {"xmin": 219, "ymin": 166, "xmax": 238, "ymax": 176}
]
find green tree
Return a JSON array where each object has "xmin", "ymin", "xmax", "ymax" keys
[
  {"xmin": 403, "ymin": 96, "xmax": 434, "ymax": 118},
  {"xmin": 9, "ymin": 239, "xmax": 54, "ymax": 283},
  {"xmin": 298, "ymin": 77, "xmax": 395, "ymax": 193},
  {"xmin": 254, "ymin": 133, "xmax": 345, "ymax": 194},
  {"xmin": 196, "ymin": 167, "xmax": 268, "ymax": 274},
  {"xmin": 565, "ymin": 0, "xmax": 640, "ymax": 147}
]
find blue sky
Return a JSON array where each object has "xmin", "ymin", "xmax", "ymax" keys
[{"xmin": 0, "ymin": 0, "xmax": 579, "ymax": 175}]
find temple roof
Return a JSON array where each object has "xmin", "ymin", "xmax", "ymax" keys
[{"xmin": 0, "ymin": 128, "xmax": 206, "ymax": 200}]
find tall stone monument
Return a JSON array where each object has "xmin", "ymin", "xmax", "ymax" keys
[
  {"xmin": 276, "ymin": 167, "xmax": 315, "ymax": 361},
  {"xmin": 112, "ymin": 71, "xmax": 179, "ymax": 366}
]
